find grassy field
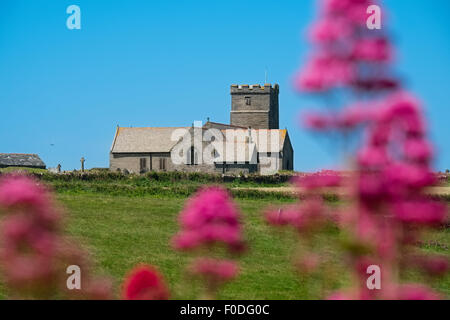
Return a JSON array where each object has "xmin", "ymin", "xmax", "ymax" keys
[
  {"xmin": 0, "ymin": 170, "xmax": 448, "ymax": 299},
  {"xmin": 1, "ymin": 192, "xmax": 445, "ymax": 300}
]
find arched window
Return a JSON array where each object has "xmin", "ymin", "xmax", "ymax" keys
[{"xmin": 187, "ymin": 146, "xmax": 198, "ymax": 165}]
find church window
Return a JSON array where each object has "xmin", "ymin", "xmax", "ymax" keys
[
  {"xmin": 245, "ymin": 96, "xmax": 251, "ymax": 106},
  {"xmin": 187, "ymin": 146, "xmax": 198, "ymax": 165},
  {"xmin": 140, "ymin": 158, "xmax": 147, "ymax": 172},
  {"xmin": 159, "ymin": 158, "xmax": 167, "ymax": 171}
]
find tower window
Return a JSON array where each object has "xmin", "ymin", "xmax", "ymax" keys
[{"xmin": 245, "ymin": 96, "xmax": 251, "ymax": 106}]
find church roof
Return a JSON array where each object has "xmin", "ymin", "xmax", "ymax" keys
[
  {"xmin": 111, "ymin": 127, "xmax": 190, "ymax": 153},
  {"xmin": 0, "ymin": 153, "xmax": 46, "ymax": 168},
  {"xmin": 111, "ymin": 126, "xmax": 290, "ymax": 155}
]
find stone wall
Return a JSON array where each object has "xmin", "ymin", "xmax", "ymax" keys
[{"xmin": 230, "ymin": 111, "xmax": 270, "ymax": 129}]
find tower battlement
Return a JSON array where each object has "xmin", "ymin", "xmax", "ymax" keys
[{"xmin": 230, "ymin": 83, "xmax": 279, "ymax": 94}]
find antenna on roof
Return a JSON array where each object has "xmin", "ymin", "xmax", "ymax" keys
[{"xmin": 265, "ymin": 67, "xmax": 268, "ymax": 84}]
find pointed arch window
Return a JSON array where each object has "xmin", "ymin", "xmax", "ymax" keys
[{"xmin": 187, "ymin": 146, "xmax": 199, "ymax": 165}]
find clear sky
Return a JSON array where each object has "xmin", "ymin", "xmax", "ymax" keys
[{"xmin": 1, "ymin": 0, "xmax": 449, "ymax": 171}]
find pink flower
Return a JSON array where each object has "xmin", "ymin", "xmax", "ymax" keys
[
  {"xmin": 383, "ymin": 163, "xmax": 435, "ymax": 196},
  {"xmin": 393, "ymin": 200, "xmax": 446, "ymax": 225},
  {"xmin": 0, "ymin": 175, "xmax": 50, "ymax": 212},
  {"xmin": 335, "ymin": 104, "xmax": 373, "ymax": 129},
  {"xmin": 295, "ymin": 54, "xmax": 354, "ymax": 92},
  {"xmin": 122, "ymin": 265, "xmax": 170, "ymax": 300},
  {"xmin": 404, "ymin": 139, "xmax": 433, "ymax": 163},
  {"xmin": 293, "ymin": 171, "xmax": 341, "ymax": 189},
  {"xmin": 296, "ymin": 253, "xmax": 320, "ymax": 274},
  {"xmin": 309, "ymin": 18, "xmax": 350, "ymax": 43},
  {"xmin": 189, "ymin": 258, "xmax": 238, "ymax": 283},
  {"xmin": 412, "ymin": 255, "xmax": 449, "ymax": 277},
  {"xmin": 396, "ymin": 284, "xmax": 441, "ymax": 300},
  {"xmin": 172, "ymin": 187, "xmax": 245, "ymax": 253},
  {"xmin": 301, "ymin": 112, "xmax": 335, "ymax": 131},
  {"xmin": 172, "ymin": 231, "xmax": 201, "ymax": 250},
  {"xmin": 357, "ymin": 146, "xmax": 389, "ymax": 167},
  {"xmin": 352, "ymin": 38, "xmax": 392, "ymax": 62},
  {"xmin": 265, "ymin": 205, "xmax": 301, "ymax": 226}
]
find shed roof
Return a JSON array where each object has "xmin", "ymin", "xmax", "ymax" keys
[{"xmin": 0, "ymin": 153, "xmax": 46, "ymax": 168}]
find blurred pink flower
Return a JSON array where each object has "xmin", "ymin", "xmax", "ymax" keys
[
  {"xmin": 301, "ymin": 112, "xmax": 335, "ymax": 131},
  {"xmin": 189, "ymin": 258, "xmax": 239, "ymax": 283},
  {"xmin": 294, "ymin": 54, "xmax": 354, "ymax": 92},
  {"xmin": 0, "ymin": 175, "xmax": 50, "ymax": 212},
  {"xmin": 357, "ymin": 146, "xmax": 389, "ymax": 167},
  {"xmin": 296, "ymin": 253, "xmax": 321, "ymax": 274},
  {"xmin": 352, "ymin": 38, "xmax": 392, "ymax": 62},
  {"xmin": 293, "ymin": 171, "xmax": 341, "ymax": 189},
  {"xmin": 309, "ymin": 18, "xmax": 350, "ymax": 43},
  {"xmin": 404, "ymin": 139, "xmax": 433, "ymax": 163},
  {"xmin": 122, "ymin": 265, "xmax": 170, "ymax": 300},
  {"xmin": 393, "ymin": 199, "xmax": 446, "ymax": 225},
  {"xmin": 412, "ymin": 255, "xmax": 449, "ymax": 277},
  {"xmin": 265, "ymin": 205, "xmax": 301, "ymax": 227},
  {"xmin": 173, "ymin": 187, "xmax": 245, "ymax": 253},
  {"xmin": 396, "ymin": 284, "xmax": 441, "ymax": 300}
]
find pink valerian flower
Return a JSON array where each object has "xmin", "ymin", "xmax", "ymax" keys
[
  {"xmin": 122, "ymin": 265, "xmax": 170, "ymax": 300},
  {"xmin": 265, "ymin": 205, "xmax": 301, "ymax": 227},
  {"xmin": 173, "ymin": 187, "xmax": 245, "ymax": 299},
  {"xmin": 357, "ymin": 146, "xmax": 389, "ymax": 168},
  {"xmin": 189, "ymin": 258, "xmax": 239, "ymax": 284},
  {"xmin": 288, "ymin": 0, "xmax": 448, "ymax": 300},
  {"xmin": 293, "ymin": 171, "xmax": 341, "ymax": 190},
  {"xmin": 352, "ymin": 37, "xmax": 392, "ymax": 62},
  {"xmin": 382, "ymin": 163, "xmax": 436, "ymax": 195},
  {"xmin": 335, "ymin": 103, "xmax": 373, "ymax": 129},
  {"xmin": 295, "ymin": 253, "xmax": 321, "ymax": 274},
  {"xmin": 410, "ymin": 255, "xmax": 449, "ymax": 277},
  {"xmin": 294, "ymin": 53, "xmax": 355, "ymax": 92},
  {"xmin": 301, "ymin": 111, "xmax": 335, "ymax": 131},
  {"xmin": 266, "ymin": 198, "xmax": 327, "ymax": 233},
  {"xmin": 309, "ymin": 18, "xmax": 351, "ymax": 43},
  {"xmin": 0, "ymin": 174, "xmax": 113, "ymax": 299},
  {"xmin": 404, "ymin": 138, "xmax": 433, "ymax": 163},
  {"xmin": 392, "ymin": 199, "xmax": 446, "ymax": 225},
  {"xmin": 172, "ymin": 187, "xmax": 245, "ymax": 253},
  {"xmin": 0, "ymin": 175, "xmax": 50, "ymax": 211},
  {"xmin": 396, "ymin": 284, "xmax": 441, "ymax": 300}
]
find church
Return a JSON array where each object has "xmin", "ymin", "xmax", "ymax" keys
[{"xmin": 109, "ymin": 84, "xmax": 294, "ymax": 175}]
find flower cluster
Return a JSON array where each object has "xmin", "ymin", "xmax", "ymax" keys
[
  {"xmin": 0, "ymin": 174, "xmax": 112, "ymax": 299},
  {"xmin": 281, "ymin": 0, "xmax": 449, "ymax": 300},
  {"xmin": 122, "ymin": 265, "xmax": 170, "ymax": 300},
  {"xmin": 172, "ymin": 186, "xmax": 245, "ymax": 299},
  {"xmin": 172, "ymin": 186, "xmax": 245, "ymax": 253},
  {"xmin": 295, "ymin": 0, "xmax": 397, "ymax": 93}
]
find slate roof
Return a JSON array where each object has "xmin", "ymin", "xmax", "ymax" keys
[
  {"xmin": 111, "ymin": 126, "xmax": 289, "ymax": 157},
  {"xmin": 111, "ymin": 127, "xmax": 191, "ymax": 153},
  {"xmin": 0, "ymin": 154, "xmax": 46, "ymax": 168}
]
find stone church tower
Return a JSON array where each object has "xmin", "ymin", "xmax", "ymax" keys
[{"xmin": 230, "ymin": 84, "xmax": 279, "ymax": 129}]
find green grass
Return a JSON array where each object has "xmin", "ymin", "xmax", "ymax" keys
[
  {"xmin": 0, "ymin": 170, "xmax": 447, "ymax": 299},
  {"xmin": 0, "ymin": 167, "xmax": 47, "ymax": 174},
  {"xmin": 0, "ymin": 192, "xmax": 440, "ymax": 300}
]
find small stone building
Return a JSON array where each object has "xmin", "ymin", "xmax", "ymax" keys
[
  {"xmin": 110, "ymin": 84, "xmax": 294, "ymax": 175},
  {"xmin": 0, "ymin": 153, "xmax": 46, "ymax": 169}
]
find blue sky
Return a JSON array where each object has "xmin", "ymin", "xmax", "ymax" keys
[{"xmin": 1, "ymin": 0, "xmax": 449, "ymax": 171}]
